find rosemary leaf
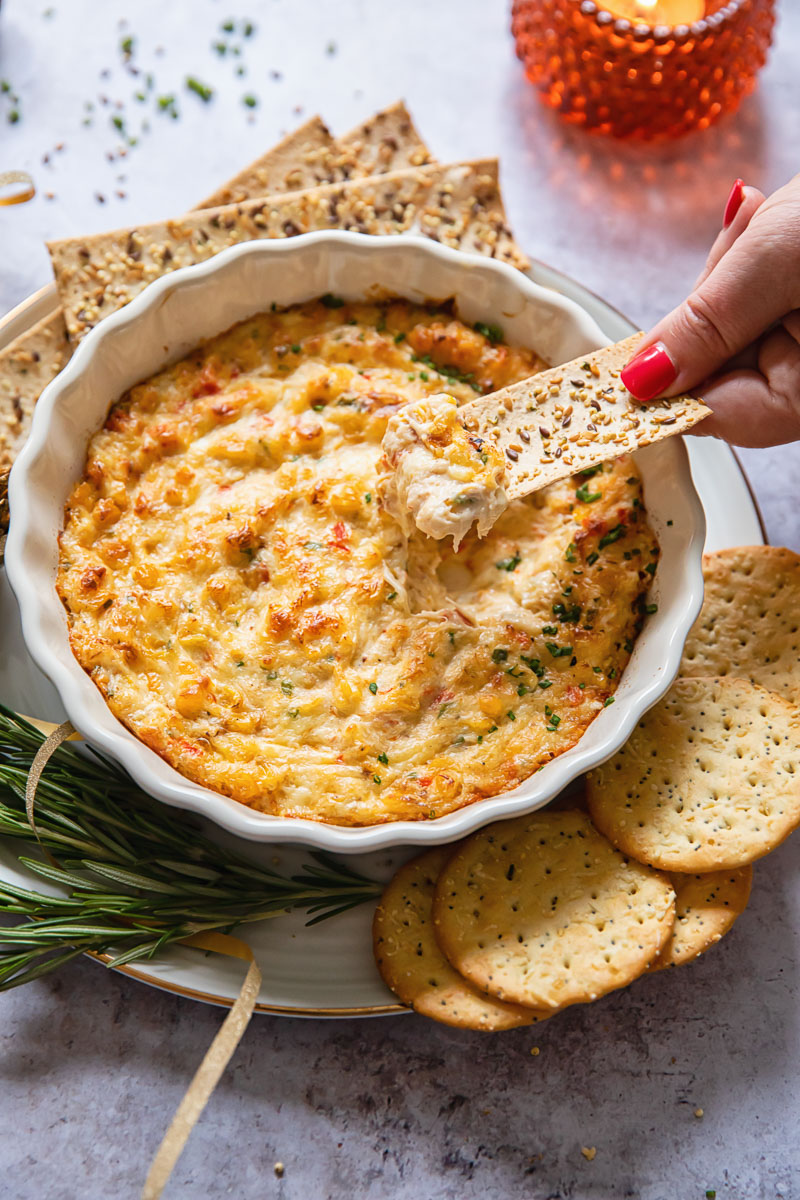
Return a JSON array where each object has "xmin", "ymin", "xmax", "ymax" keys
[{"xmin": 0, "ymin": 704, "xmax": 382, "ymax": 991}]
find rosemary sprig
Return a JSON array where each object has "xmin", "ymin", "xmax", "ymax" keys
[{"xmin": 0, "ymin": 705, "xmax": 382, "ymax": 991}]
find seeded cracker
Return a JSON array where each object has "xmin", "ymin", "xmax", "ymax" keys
[
  {"xmin": 0, "ymin": 310, "xmax": 71, "ymax": 547},
  {"xmin": 650, "ymin": 867, "xmax": 753, "ymax": 971},
  {"xmin": 432, "ymin": 810, "xmax": 674, "ymax": 1011},
  {"xmin": 681, "ymin": 546, "xmax": 800, "ymax": 706},
  {"xmin": 338, "ymin": 100, "xmax": 433, "ymax": 173},
  {"xmin": 373, "ymin": 847, "xmax": 543, "ymax": 1030},
  {"xmin": 458, "ymin": 333, "xmax": 708, "ymax": 507},
  {"xmin": 0, "ymin": 106, "xmax": 433, "ymax": 558},
  {"xmin": 587, "ymin": 677, "xmax": 800, "ymax": 872},
  {"xmin": 198, "ymin": 102, "xmax": 432, "ymax": 209},
  {"xmin": 48, "ymin": 160, "xmax": 527, "ymax": 342}
]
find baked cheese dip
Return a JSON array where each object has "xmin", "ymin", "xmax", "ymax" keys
[{"xmin": 57, "ymin": 298, "xmax": 659, "ymax": 826}]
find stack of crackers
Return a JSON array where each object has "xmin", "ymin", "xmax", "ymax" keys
[
  {"xmin": 375, "ymin": 544, "xmax": 800, "ymax": 1030},
  {"xmin": 0, "ymin": 99, "xmax": 529, "ymax": 552}
]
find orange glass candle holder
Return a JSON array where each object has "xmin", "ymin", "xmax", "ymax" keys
[{"xmin": 511, "ymin": 0, "xmax": 777, "ymax": 140}]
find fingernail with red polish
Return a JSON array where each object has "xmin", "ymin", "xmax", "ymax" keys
[
  {"xmin": 620, "ymin": 342, "xmax": 677, "ymax": 402},
  {"xmin": 723, "ymin": 178, "xmax": 745, "ymax": 228}
]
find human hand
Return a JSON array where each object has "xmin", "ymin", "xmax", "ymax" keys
[{"xmin": 620, "ymin": 174, "xmax": 800, "ymax": 448}]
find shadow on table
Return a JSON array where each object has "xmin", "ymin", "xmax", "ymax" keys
[
  {"xmin": 2, "ymin": 831, "xmax": 798, "ymax": 1199},
  {"xmin": 505, "ymin": 75, "xmax": 771, "ymax": 257}
]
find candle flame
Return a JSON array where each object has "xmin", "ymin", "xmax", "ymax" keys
[{"xmin": 603, "ymin": 0, "xmax": 705, "ymax": 22}]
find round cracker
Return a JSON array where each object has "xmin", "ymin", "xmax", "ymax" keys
[
  {"xmin": 432, "ymin": 810, "xmax": 674, "ymax": 1011},
  {"xmin": 587, "ymin": 676, "xmax": 800, "ymax": 872},
  {"xmin": 650, "ymin": 866, "xmax": 753, "ymax": 971},
  {"xmin": 372, "ymin": 846, "xmax": 542, "ymax": 1030},
  {"xmin": 681, "ymin": 546, "xmax": 800, "ymax": 705}
]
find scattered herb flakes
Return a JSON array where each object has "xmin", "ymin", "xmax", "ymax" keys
[
  {"xmin": 587, "ymin": 551, "xmax": 599, "ymax": 566},
  {"xmin": 120, "ymin": 34, "xmax": 135, "ymax": 57},
  {"xmin": 491, "ymin": 648, "xmax": 508, "ymax": 664},
  {"xmin": 242, "ymin": 93, "xmax": 258, "ymax": 108},
  {"xmin": 378, "ymin": 752, "xmax": 389, "ymax": 766},
  {"xmin": 186, "ymin": 76, "xmax": 214, "ymax": 103},
  {"xmin": 393, "ymin": 331, "xmax": 406, "ymax": 344},
  {"xmin": 521, "ymin": 654, "xmax": 545, "ymax": 678},
  {"xmin": 373, "ymin": 775, "xmax": 382, "ymax": 786},
  {"xmin": 157, "ymin": 94, "xmax": 179, "ymax": 119},
  {"xmin": 545, "ymin": 642, "xmax": 573, "ymax": 658},
  {"xmin": 280, "ymin": 680, "xmax": 294, "ymax": 696},
  {"xmin": 495, "ymin": 552, "xmax": 521, "ymax": 572},
  {"xmin": 326, "ymin": 40, "xmax": 337, "ymax": 54},
  {"xmin": 646, "ymin": 603, "xmax": 658, "ymax": 614},
  {"xmin": 368, "ymin": 681, "xmax": 378, "ymax": 695},
  {"xmin": 604, "ymin": 696, "xmax": 615, "ymax": 707},
  {"xmin": 507, "ymin": 710, "xmax": 516, "ymax": 721},
  {"xmin": 579, "ymin": 463, "xmax": 604, "ymax": 479},
  {"xmin": 320, "ymin": 293, "xmax": 345, "ymax": 308},
  {"xmin": 576, "ymin": 482, "xmax": 602, "ymax": 504},
  {"xmin": 565, "ymin": 542, "xmax": 577, "ymax": 563},
  {"xmin": 386, "ymin": 590, "xmax": 397, "ymax": 601},
  {"xmin": 474, "ymin": 321, "xmax": 503, "ymax": 344},
  {"xmin": 598, "ymin": 524, "xmax": 625, "ymax": 550}
]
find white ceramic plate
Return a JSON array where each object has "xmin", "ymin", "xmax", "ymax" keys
[
  {"xmin": 0, "ymin": 262, "xmax": 765, "ymax": 1016},
  {"xmin": 5, "ymin": 232, "xmax": 705, "ymax": 852}
]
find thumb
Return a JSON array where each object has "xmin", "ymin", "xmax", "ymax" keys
[{"xmin": 621, "ymin": 176, "xmax": 800, "ymax": 401}]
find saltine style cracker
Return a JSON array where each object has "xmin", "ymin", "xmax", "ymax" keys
[
  {"xmin": 339, "ymin": 100, "xmax": 432, "ymax": 173},
  {"xmin": 650, "ymin": 867, "xmax": 753, "ymax": 971},
  {"xmin": 432, "ymin": 810, "xmax": 675, "ymax": 1010},
  {"xmin": 373, "ymin": 846, "xmax": 542, "ymax": 1030},
  {"xmin": 48, "ymin": 160, "xmax": 528, "ymax": 342},
  {"xmin": 587, "ymin": 677, "xmax": 800, "ymax": 872},
  {"xmin": 681, "ymin": 546, "xmax": 800, "ymax": 706}
]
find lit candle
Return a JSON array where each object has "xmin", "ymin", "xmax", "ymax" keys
[
  {"xmin": 602, "ymin": 0, "xmax": 705, "ymax": 21},
  {"xmin": 512, "ymin": 0, "xmax": 777, "ymax": 140}
]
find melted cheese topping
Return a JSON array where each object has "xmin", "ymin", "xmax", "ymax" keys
[
  {"xmin": 57, "ymin": 299, "xmax": 658, "ymax": 826},
  {"xmin": 381, "ymin": 393, "xmax": 507, "ymax": 549}
]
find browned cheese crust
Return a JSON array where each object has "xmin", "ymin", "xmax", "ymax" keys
[{"xmin": 57, "ymin": 300, "xmax": 658, "ymax": 825}]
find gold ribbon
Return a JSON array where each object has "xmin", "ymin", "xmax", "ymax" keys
[
  {"xmin": 0, "ymin": 170, "xmax": 36, "ymax": 206},
  {"xmin": 20, "ymin": 712, "xmax": 263, "ymax": 1200},
  {"xmin": 141, "ymin": 935, "xmax": 262, "ymax": 1200},
  {"xmin": 25, "ymin": 719, "xmax": 76, "ymax": 843}
]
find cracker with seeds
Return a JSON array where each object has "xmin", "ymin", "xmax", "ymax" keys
[
  {"xmin": 48, "ymin": 159, "xmax": 527, "ymax": 342},
  {"xmin": 339, "ymin": 100, "xmax": 432, "ymax": 173},
  {"xmin": 681, "ymin": 546, "xmax": 800, "ymax": 706},
  {"xmin": 650, "ymin": 867, "xmax": 753, "ymax": 971},
  {"xmin": 587, "ymin": 677, "xmax": 800, "ymax": 872},
  {"xmin": 0, "ymin": 309, "xmax": 72, "ymax": 543},
  {"xmin": 0, "ymin": 105, "xmax": 436, "ymax": 557},
  {"xmin": 432, "ymin": 810, "xmax": 675, "ymax": 1011},
  {"xmin": 373, "ymin": 847, "xmax": 544, "ymax": 1030},
  {"xmin": 198, "ymin": 102, "xmax": 432, "ymax": 208}
]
